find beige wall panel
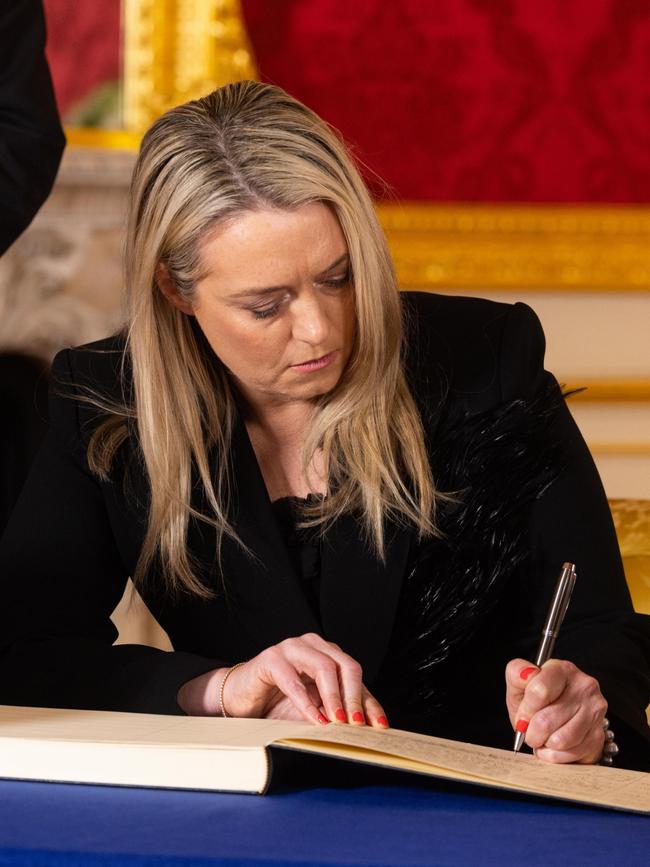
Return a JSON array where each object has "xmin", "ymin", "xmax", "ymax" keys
[
  {"xmin": 437, "ymin": 289, "xmax": 650, "ymax": 381},
  {"xmin": 568, "ymin": 403, "xmax": 650, "ymax": 444},
  {"xmin": 568, "ymin": 403, "xmax": 650, "ymax": 500},
  {"xmin": 586, "ymin": 455, "xmax": 650, "ymax": 500}
]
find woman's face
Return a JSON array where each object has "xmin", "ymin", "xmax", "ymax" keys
[{"xmin": 189, "ymin": 202, "xmax": 356, "ymax": 411}]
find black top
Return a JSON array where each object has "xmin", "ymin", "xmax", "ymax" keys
[
  {"xmin": 0, "ymin": 292, "xmax": 648, "ymax": 768},
  {"xmin": 271, "ymin": 496, "xmax": 323, "ymax": 624}
]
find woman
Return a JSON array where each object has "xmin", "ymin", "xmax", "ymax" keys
[{"xmin": 1, "ymin": 81, "xmax": 648, "ymax": 769}]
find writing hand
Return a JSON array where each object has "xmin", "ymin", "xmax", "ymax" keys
[{"xmin": 505, "ymin": 657, "xmax": 607, "ymax": 764}]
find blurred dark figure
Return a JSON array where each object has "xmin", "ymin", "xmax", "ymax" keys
[
  {"xmin": 1, "ymin": 1, "xmax": 64, "ymax": 529},
  {"xmin": 0, "ymin": 0, "xmax": 65, "ymax": 254},
  {"xmin": 0, "ymin": 354, "xmax": 48, "ymax": 535}
]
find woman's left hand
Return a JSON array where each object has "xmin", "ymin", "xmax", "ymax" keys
[{"xmin": 505, "ymin": 658, "xmax": 608, "ymax": 764}]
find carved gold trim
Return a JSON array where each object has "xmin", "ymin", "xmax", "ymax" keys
[
  {"xmin": 378, "ymin": 203, "xmax": 650, "ymax": 293},
  {"xmin": 566, "ymin": 380, "xmax": 650, "ymax": 402},
  {"xmin": 590, "ymin": 443, "xmax": 650, "ymax": 456},
  {"xmin": 65, "ymin": 128, "xmax": 140, "ymax": 150},
  {"xmin": 122, "ymin": 0, "xmax": 257, "ymax": 133}
]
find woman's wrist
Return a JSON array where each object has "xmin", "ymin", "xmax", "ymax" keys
[
  {"xmin": 218, "ymin": 661, "xmax": 249, "ymax": 716},
  {"xmin": 177, "ymin": 667, "xmax": 229, "ymax": 715}
]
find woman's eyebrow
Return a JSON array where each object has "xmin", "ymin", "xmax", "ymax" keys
[
  {"xmin": 228, "ymin": 253, "xmax": 349, "ymax": 300},
  {"xmin": 316, "ymin": 252, "xmax": 349, "ymax": 276}
]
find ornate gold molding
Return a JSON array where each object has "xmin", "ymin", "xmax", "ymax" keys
[
  {"xmin": 122, "ymin": 0, "xmax": 257, "ymax": 133},
  {"xmin": 377, "ymin": 203, "xmax": 650, "ymax": 293},
  {"xmin": 65, "ymin": 128, "xmax": 140, "ymax": 150},
  {"xmin": 566, "ymin": 380, "xmax": 650, "ymax": 402},
  {"xmin": 590, "ymin": 443, "xmax": 650, "ymax": 456}
]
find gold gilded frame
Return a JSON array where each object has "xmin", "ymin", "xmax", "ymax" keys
[
  {"xmin": 65, "ymin": 1, "xmax": 650, "ymax": 297},
  {"xmin": 377, "ymin": 203, "xmax": 650, "ymax": 294},
  {"xmin": 122, "ymin": 0, "xmax": 257, "ymax": 132},
  {"xmin": 66, "ymin": 0, "xmax": 257, "ymax": 150}
]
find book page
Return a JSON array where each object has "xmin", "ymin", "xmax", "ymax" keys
[
  {"xmin": 0, "ymin": 706, "xmax": 312, "ymax": 748},
  {"xmin": 277, "ymin": 724, "xmax": 650, "ymax": 813}
]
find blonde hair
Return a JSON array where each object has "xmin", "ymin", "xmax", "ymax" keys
[{"xmin": 89, "ymin": 80, "xmax": 440, "ymax": 597}]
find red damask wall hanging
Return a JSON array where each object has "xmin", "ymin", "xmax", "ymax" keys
[{"xmin": 241, "ymin": 0, "xmax": 650, "ymax": 204}]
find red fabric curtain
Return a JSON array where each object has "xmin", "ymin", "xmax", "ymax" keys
[
  {"xmin": 242, "ymin": 0, "xmax": 650, "ymax": 203},
  {"xmin": 42, "ymin": 0, "xmax": 120, "ymax": 121}
]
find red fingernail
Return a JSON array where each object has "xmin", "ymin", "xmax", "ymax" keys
[
  {"xmin": 516, "ymin": 719, "xmax": 529, "ymax": 733},
  {"xmin": 335, "ymin": 708, "xmax": 346, "ymax": 722},
  {"xmin": 352, "ymin": 711, "xmax": 365, "ymax": 724},
  {"xmin": 519, "ymin": 666, "xmax": 537, "ymax": 681},
  {"xmin": 377, "ymin": 716, "xmax": 389, "ymax": 727},
  {"xmin": 318, "ymin": 713, "xmax": 329, "ymax": 725}
]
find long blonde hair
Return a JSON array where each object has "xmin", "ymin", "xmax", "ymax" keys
[{"xmin": 89, "ymin": 81, "xmax": 440, "ymax": 597}]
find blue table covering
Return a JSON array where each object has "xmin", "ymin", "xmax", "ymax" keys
[{"xmin": 1, "ymin": 758, "xmax": 648, "ymax": 867}]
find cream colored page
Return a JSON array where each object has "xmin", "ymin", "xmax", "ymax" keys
[
  {"xmin": 0, "ymin": 705, "xmax": 317, "ymax": 749},
  {"xmin": 279, "ymin": 724, "xmax": 650, "ymax": 811}
]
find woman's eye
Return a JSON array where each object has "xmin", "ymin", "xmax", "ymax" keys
[
  {"xmin": 322, "ymin": 270, "xmax": 351, "ymax": 289},
  {"xmin": 251, "ymin": 304, "xmax": 280, "ymax": 320}
]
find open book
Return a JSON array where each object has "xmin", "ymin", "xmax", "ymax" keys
[{"xmin": 0, "ymin": 705, "xmax": 648, "ymax": 814}]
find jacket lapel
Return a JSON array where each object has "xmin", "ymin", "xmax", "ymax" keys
[
  {"xmin": 190, "ymin": 406, "xmax": 412, "ymax": 685},
  {"xmin": 319, "ymin": 515, "xmax": 412, "ymax": 685},
  {"xmin": 214, "ymin": 413, "xmax": 321, "ymax": 654}
]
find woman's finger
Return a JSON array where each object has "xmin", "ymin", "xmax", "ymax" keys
[
  {"xmin": 526, "ymin": 701, "xmax": 588, "ymax": 751},
  {"xmin": 534, "ymin": 722, "xmax": 606, "ymax": 765},
  {"xmin": 545, "ymin": 702, "xmax": 606, "ymax": 754},
  {"xmin": 504, "ymin": 658, "xmax": 540, "ymax": 724},
  {"xmin": 513, "ymin": 659, "xmax": 572, "ymax": 738},
  {"xmin": 300, "ymin": 633, "xmax": 365, "ymax": 724},
  {"xmin": 280, "ymin": 637, "xmax": 348, "ymax": 723},
  {"xmin": 361, "ymin": 685, "xmax": 390, "ymax": 728},
  {"xmin": 253, "ymin": 647, "xmax": 327, "ymax": 725}
]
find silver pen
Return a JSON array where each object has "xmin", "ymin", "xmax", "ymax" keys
[{"xmin": 513, "ymin": 562, "xmax": 577, "ymax": 754}]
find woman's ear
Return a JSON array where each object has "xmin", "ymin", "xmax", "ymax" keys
[{"xmin": 155, "ymin": 263, "xmax": 194, "ymax": 316}]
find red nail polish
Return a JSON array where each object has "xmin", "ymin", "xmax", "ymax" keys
[
  {"xmin": 352, "ymin": 711, "xmax": 365, "ymax": 724},
  {"xmin": 516, "ymin": 719, "xmax": 529, "ymax": 733},
  {"xmin": 377, "ymin": 716, "xmax": 389, "ymax": 727},
  {"xmin": 335, "ymin": 708, "xmax": 346, "ymax": 722},
  {"xmin": 519, "ymin": 666, "xmax": 537, "ymax": 681},
  {"xmin": 318, "ymin": 713, "xmax": 329, "ymax": 725}
]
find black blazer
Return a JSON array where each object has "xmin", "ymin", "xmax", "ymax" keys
[
  {"xmin": 1, "ymin": 292, "xmax": 648, "ymax": 768},
  {"xmin": 0, "ymin": 0, "xmax": 65, "ymax": 254}
]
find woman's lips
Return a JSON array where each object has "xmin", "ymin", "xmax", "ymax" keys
[{"xmin": 290, "ymin": 350, "xmax": 337, "ymax": 372}]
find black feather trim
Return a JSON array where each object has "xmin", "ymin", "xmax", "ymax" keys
[{"xmin": 382, "ymin": 379, "xmax": 568, "ymax": 717}]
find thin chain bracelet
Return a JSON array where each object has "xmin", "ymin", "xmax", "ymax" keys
[
  {"xmin": 600, "ymin": 717, "xmax": 619, "ymax": 766},
  {"xmin": 217, "ymin": 661, "xmax": 248, "ymax": 717}
]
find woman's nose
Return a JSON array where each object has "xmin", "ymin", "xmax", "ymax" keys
[{"xmin": 291, "ymin": 294, "xmax": 330, "ymax": 344}]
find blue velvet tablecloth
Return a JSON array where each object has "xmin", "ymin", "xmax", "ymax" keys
[{"xmin": 0, "ymin": 760, "xmax": 648, "ymax": 867}]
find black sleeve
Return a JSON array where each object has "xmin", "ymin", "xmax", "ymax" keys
[
  {"xmin": 0, "ymin": 349, "xmax": 222, "ymax": 714},
  {"xmin": 503, "ymin": 303, "xmax": 650, "ymax": 769},
  {"xmin": 0, "ymin": 0, "xmax": 66, "ymax": 254}
]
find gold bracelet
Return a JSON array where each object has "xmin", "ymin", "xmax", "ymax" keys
[{"xmin": 218, "ymin": 661, "xmax": 247, "ymax": 717}]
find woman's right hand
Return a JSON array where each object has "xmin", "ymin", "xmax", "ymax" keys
[{"xmin": 177, "ymin": 632, "xmax": 389, "ymax": 727}]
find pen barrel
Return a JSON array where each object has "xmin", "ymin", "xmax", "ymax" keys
[
  {"xmin": 535, "ymin": 563, "xmax": 576, "ymax": 668},
  {"xmin": 514, "ymin": 562, "xmax": 576, "ymax": 755},
  {"xmin": 534, "ymin": 631, "xmax": 557, "ymax": 668}
]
